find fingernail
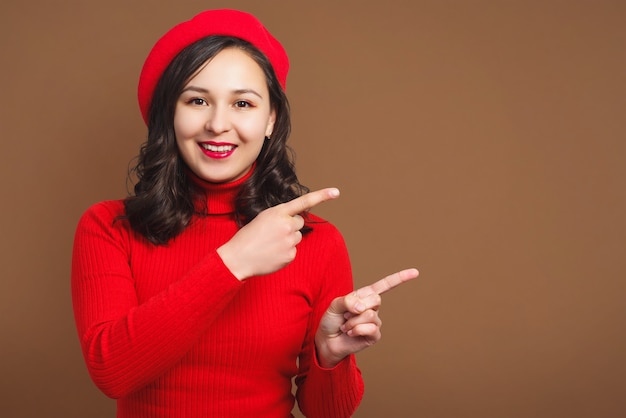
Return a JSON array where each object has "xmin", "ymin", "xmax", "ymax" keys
[
  {"xmin": 355, "ymin": 302, "xmax": 365, "ymax": 313},
  {"xmin": 329, "ymin": 188, "xmax": 340, "ymax": 198}
]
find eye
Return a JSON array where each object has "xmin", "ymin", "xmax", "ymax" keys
[
  {"xmin": 234, "ymin": 100, "xmax": 252, "ymax": 108},
  {"xmin": 187, "ymin": 98, "xmax": 207, "ymax": 106}
]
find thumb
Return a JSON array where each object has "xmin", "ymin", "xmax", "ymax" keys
[{"xmin": 327, "ymin": 291, "xmax": 364, "ymax": 316}]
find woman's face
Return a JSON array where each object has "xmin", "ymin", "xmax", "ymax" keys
[{"xmin": 174, "ymin": 47, "xmax": 275, "ymax": 183}]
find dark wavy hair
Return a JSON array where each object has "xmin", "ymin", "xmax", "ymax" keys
[{"xmin": 123, "ymin": 36, "xmax": 309, "ymax": 245}]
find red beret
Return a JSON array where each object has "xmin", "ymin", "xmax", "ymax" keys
[{"xmin": 137, "ymin": 9, "xmax": 289, "ymax": 125}]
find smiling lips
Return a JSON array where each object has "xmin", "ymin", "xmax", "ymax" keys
[{"xmin": 200, "ymin": 142, "xmax": 237, "ymax": 159}]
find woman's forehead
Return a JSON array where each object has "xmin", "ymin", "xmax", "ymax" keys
[{"xmin": 184, "ymin": 48, "xmax": 268, "ymax": 92}]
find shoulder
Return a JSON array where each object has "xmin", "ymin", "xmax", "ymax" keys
[
  {"xmin": 302, "ymin": 212, "xmax": 349, "ymax": 255},
  {"xmin": 304, "ymin": 213, "xmax": 343, "ymax": 239},
  {"xmin": 75, "ymin": 199, "xmax": 128, "ymax": 235},
  {"xmin": 78, "ymin": 200, "xmax": 126, "ymax": 224},
  {"xmin": 298, "ymin": 213, "xmax": 354, "ymax": 293},
  {"xmin": 83, "ymin": 199, "xmax": 126, "ymax": 217}
]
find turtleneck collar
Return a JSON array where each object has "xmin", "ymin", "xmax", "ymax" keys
[{"xmin": 186, "ymin": 166, "xmax": 254, "ymax": 215}]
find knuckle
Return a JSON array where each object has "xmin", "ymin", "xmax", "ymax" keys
[{"xmin": 279, "ymin": 221, "xmax": 292, "ymax": 234}]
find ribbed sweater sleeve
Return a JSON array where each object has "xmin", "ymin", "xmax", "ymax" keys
[
  {"xmin": 295, "ymin": 220, "xmax": 364, "ymax": 417},
  {"xmin": 71, "ymin": 201, "xmax": 243, "ymax": 398}
]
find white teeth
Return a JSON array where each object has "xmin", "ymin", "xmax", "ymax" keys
[{"xmin": 202, "ymin": 144, "xmax": 235, "ymax": 152}]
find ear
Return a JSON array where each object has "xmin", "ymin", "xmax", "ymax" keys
[{"xmin": 265, "ymin": 109, "xmax": 276, "ymax": 137}]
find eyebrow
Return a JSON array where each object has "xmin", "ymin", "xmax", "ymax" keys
[{"xmin": 181, "ymin": 86, "xmax": 264, "ymax": 99}]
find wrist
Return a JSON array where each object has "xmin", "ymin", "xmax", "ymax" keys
[
  {"xmin": 314, "ymin": 335, "xmax": 343, "ymax": 369},
  {"xmin": 217, "ymin": 244, "xmax": 248, "ymax": 281}
]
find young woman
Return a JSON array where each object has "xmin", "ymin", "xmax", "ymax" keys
[{"xmin": 71, "ymin": 9, "xmax": 418, "ymax": 418}]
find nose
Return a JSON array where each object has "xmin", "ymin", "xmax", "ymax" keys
[{"xmin": 205, "ymin": 105, "xmax": 231, "ymax": 134}]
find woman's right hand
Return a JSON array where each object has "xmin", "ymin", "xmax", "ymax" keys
[{"xmin": 217, "ymin": 188, "xmax": 340, "ymax": 280}]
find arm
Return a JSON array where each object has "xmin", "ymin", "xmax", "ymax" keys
[
  {"xmin": 294, "ymin": 222, "xmax": 420, "ymax": 417},
  {"xmin": 71, "ymin": 202, "xmax": 243, "ymax": 398},
  {"xmin": 295, "ymin": 223, "xmax": 364, "ymax": 418}
]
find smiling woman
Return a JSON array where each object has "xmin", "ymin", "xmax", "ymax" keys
[{"xmin": 70, "ymin": 8, "xmax": 417, "ymax": 418}]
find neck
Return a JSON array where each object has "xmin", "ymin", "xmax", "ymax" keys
[{"xmin": 186, "ymin": 167, "xmax": 254, "ymax": 215}]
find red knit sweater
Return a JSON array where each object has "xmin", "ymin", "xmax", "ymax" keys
[{"xmin": 71, "ymin": 171, "xmax": 364, "ymax": 418}]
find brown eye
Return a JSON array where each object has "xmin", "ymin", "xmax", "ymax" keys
[
  {"xmin": 189, "ymin": 98, "xmax": 207, "ymax": 106},
  {"xmin": 234, "ymin": 100, "xmax": 251, "ymax": 108}
]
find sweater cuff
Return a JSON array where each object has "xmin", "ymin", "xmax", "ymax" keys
[
  {"xmin": 306, "ymin": 349, "xmax": 364, "ymax": 415},
  {"xmin": 311, "ymin": 346, "xmax": 363, "ymax": 389},
  {"xmin": 202, "ymin": 250, "xmax": 242, "ymax": 285}
]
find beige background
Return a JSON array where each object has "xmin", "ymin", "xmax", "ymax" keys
[{"xmin": 1, "ymin": 0, "xmax": 624, "ymax": 417}]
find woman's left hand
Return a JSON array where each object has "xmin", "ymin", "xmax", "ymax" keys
[{"xmin": 314, "ymin": 268, "xmax": 419, "ymax": 368}]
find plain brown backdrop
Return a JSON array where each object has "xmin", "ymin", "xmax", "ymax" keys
[{"xmin": 1, "ymin": 0, "xmax": 624, "ymax": 417}]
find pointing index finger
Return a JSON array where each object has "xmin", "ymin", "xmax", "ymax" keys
[
  {"xmin": 281, "ymin": 188, "xmax": 340, "ymax": 216},
  {"xmin": 357, "ymin": 268, "xmax": 419, "ymax": 297}
]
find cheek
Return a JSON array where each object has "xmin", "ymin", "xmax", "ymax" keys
[
  {"xmin": 173, "ymin": 111, "xmax": 185, "ymax": 140},
  {"xmin": 173, "ymin": 125, "xmax": 189, "ymax": 156},
  {"xmin": 174, "ymin": 106, "xmax": 203, "ymax": 138},
  {"xmin": 240, "ymin": 114, "xmax": 273, "ymax": 138},
  {"xmin": 173, "ymin": 116, "xmax": 197, "ymax": 158}
]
